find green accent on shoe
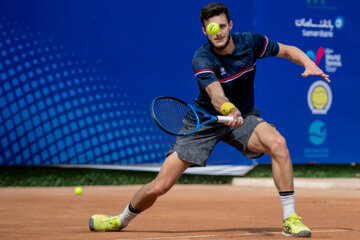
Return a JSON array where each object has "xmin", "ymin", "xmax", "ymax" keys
[
  {"xmin": 89, "ymin": 214, "xmax": 123, "ymax": 232},
  {"xmin": 282, "ymin": 213, "xmax": 311, "ymax": 238}
]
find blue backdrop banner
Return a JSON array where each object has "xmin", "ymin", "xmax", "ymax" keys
[{"xmin": 0, "ymin": 0, "xmax": 359, "ymax": 170}]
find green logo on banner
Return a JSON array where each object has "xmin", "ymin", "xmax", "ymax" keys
[
  {"xmin": 307, "ymin": 0, "xmax": 325, "ymax": 4},
  {"xmin": 306, "ymin": 0, "xmax": 337, "ymax": 10}
]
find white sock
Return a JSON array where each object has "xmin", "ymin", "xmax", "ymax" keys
[
  {"xmin": 280, "ymin": 193, "xmax": 295, "ymax": 220},
  {"xmin": 119, "ymin": 203, "xmax": 140, "ymax": 227}
]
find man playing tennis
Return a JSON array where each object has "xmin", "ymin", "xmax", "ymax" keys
[{"xmin": 89, "ymin": 2, "xmax": 330, "ymax": 237}]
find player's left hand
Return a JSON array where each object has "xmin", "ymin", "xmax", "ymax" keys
[{"xmin": 302, "ymin": 64, "xmax": 331, "ymax": 83}]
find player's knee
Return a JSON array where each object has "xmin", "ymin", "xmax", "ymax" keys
[
  {"xmin": 148, "ymin": 180, "xmax": 173, "ymax": 197},
  {"xmin": 269, "ymin": 136, "xmax": 288, "ymax": 159}
]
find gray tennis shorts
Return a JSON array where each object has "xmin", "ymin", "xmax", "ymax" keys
[{"xmin": 167, "ymin": 110, "xmax": 266, "ymax": 167}]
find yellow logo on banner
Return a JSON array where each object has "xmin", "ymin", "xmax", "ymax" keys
[
  {"xmin": 311, "ymin": 86, "xmax": 328, "ymax": 109},
  {"xmin": 307, "ymin": 80, "xmax": 332, "ymax": 114}
]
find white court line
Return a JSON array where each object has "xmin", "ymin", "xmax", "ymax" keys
[
  {"xmin": 113, "ymin": 235, "xmax": 216, "ymax": 240},
  {"xmin": 313, "ymin": 229, "xmax": 360, "ymax": 233},
  {"xmin": 114, "ymin": 228, "xmax": 360, "ymax": 240},
  {"xmin": 234, "ymin": 229, "xmax": 360, "ymax": 236}
]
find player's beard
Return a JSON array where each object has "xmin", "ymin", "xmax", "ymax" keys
[{"xmin": 209, "ymin": 32, "xmax": 231, "ymax": 50}]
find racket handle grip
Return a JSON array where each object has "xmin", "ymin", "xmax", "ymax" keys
[{"xmin": 216, "ymin": 116, "xmax": 234, "ymax": 122}]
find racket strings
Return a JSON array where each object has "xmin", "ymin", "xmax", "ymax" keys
[{"xmin": 152, "ymin": 98, "xmax": 198, "ymax": 134}]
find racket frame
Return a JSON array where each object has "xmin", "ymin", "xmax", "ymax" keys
[{"xmin": 151, "ymin": 96, "xmax": 233, "ymax": 136}]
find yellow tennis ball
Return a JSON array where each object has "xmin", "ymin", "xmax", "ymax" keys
[
  {"xmin": 206, "ymin": 22, "xmax": 220, "ymax": 35},
  {"xmin": 74, "ymin": 186, "xmax": 83, "ymax": 195}
]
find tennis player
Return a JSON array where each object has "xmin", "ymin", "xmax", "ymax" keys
[{"xmin": 89, "ymin": 2, "xmax": 330, "ymax": 237}]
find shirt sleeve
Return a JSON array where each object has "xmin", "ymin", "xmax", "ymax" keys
[
  {"xmin": 253, "ymin": 33, "xmax": 279, "ymax": 59},
  {"xmin": 192, "ymin": 56, "xmax": 218, "ymax": 90}
]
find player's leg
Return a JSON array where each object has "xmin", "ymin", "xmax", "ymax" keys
[
  {"xmin": 129, "ymin": 151, "xmax": 191, "ymax": 211},
  {"xmin": 222, "ymin": 114, "xmax": 293, "ymax": 191},
  {"xmin": 116, "ymin": 125, "xmax": 220, "ymax": 230},
  {"xmin": 246, "ymin": 122, "xmax": 311, "ymax": 238},
  {"xmin": 246, "ymin": 122, "xmax": 295, "ymax": 219},
  {"xmin": 89, "ymin": 151, "xmax": 191, "ymax": 232},
  {"xmin": 246, "ymin": 122, "xmax": 293, "ymax": 192}
]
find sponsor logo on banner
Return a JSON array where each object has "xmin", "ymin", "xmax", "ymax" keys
[
  {"xmin": 307, "ymin": 80, "xmax": 332, "ymax": 114},
  {"xmin": 308, "ymin": 120, "xmax": 327, "ymax": 145},
  {"xmin": 306, "ymin": 0, "xmax": 338, "ymax": 10},
  {"xmin": 294, "ymin": 16, "xmax": 343, "ymax": 38},
  {"xmin": 306, "ymin": 47, "xmax": 325, "ymax": 66},
  {"xmin": 334, "ymin": 16, "xmax": 344, "ymax": 29},
  {"xmin": 304, "ymin": 120, "xmax": 329, "ymax": 159},
  {"xmin": 306, "ymin": 47, "xmax": 342, "ymax": 73},
  {"xmin": 324, "ymin": 48, "xmax": 342, "ymax": 72}
]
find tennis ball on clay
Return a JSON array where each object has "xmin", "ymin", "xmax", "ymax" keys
[
  {"xmin": 74, "ymin": 186, "xmax": 83, "ymax": 195},
  {"xmin": 206, "ymin": 22, "xmax": 220, "ymax": 35}
]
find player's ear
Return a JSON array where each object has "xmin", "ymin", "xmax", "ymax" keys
[
  {"xmin": 229, "ymin": 20, "xmax": 233, "ymax": 31},
  {"xmin": 202, "ymin": 27, "xmax": 207, "ymax": 36}
]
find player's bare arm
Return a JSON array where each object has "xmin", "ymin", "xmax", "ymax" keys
[
  {"xmin": 276, "ymin": 43, "xmax": 331, "ymax": 83},
  {"xmin": 205, "ymin": 81, "xmax": 243, "ymax": 127}
]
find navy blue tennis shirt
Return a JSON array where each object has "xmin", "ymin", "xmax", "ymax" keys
[{"xmin": 192, "ymin": 32, "xmax": 279, "ymax": 116}]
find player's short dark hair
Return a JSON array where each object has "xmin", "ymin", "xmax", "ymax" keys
[{"xmin": 200, "ymin": 2, "xmax": 230, "ymax": 27}]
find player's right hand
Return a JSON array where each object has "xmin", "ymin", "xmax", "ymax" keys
[
  {"xmin": 302, "ymin": 63, "xmax": 331, "ymax": 83},
  {"xmin": 225, "ymin": 108, "xmax": 243, "ymax": 127}
]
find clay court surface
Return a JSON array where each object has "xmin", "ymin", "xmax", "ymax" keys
[{"xmin": 0, "ymin": 185, "xmax": 359, "ymax": 240}]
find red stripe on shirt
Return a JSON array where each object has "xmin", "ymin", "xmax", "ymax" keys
[
  {"xmin": 194, "ymin": 68, "xmax": 215, "ymax": 74},
  {"xmin": 218, "ymin": 63, "xmax": 256, "ymax": 82}
]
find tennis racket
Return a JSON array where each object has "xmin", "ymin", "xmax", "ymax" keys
[{"xmin": 150, "ymin": 96, "xmax": 236, "ymax": 136}]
